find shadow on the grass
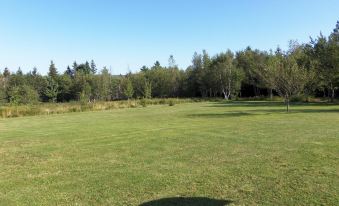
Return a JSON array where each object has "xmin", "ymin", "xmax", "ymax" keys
[
  {"xmin": 188, "ymin": 111, "xmax": 257, "ymax": 118},
  {"xmin": 208, "ymin": 101, "xmax": 339, "ymax": 108},
  {"xmin": 139, "ymin": 197, "xmax": 232, "ymax": 206},
  {"xmin": 209, "ymin": 101, "xmax": 284, "ymax": 108},
  {"xmin": 187, "ymin": 107, "xmax": 339, "ymax": 118}
]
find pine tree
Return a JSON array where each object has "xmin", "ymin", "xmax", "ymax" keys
[
  {"xmin": 48, "ymin": 61, "xmax": 58, "ymax": 79},
  {"xmin": 85, "ymin": 61, "xmax": 91, "ymax": 74},
  {"xmin": 3, "ymin": 67, "xmax": 10, "ymax": 77},
  {"xmin": 333, "ymin": 21, "xmax": 339, "ymax": 35},
  {"xmin": 90, "ymin": 60, "xmax": 97, "ymax": 74},
  {"xmin": 72, "ymin": 61, "xmax": 78, "ymax": 71},
  {"xmin": 32, "ymin": 67, "xmax": 38, "ymax": 76},
  {"xmin": 153, "ymin": 61, "xmax": 161, "ymax": 69},
  {"xmin": 16, "ymin": 67, "xmax": 23, "ymax": 75},
  {"xmin": 65, "ymin": 66, "xmax": 74, "ymax": 78},
  {"xmin": 168, "ymin": 55, "xmax": 177, "ymax": 68},
  {"xmin": 45, "ymin": 77, "xmax": 59, "ymax": 102}
]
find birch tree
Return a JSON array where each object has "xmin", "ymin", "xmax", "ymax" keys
[{"xmin": 213, "ymin": 51, "xmax": 243, "ymax": 100}]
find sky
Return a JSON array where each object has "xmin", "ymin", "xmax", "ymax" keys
[{"xmin": 0, "ymin": 0, "xmax": 338, "ymax": 75}]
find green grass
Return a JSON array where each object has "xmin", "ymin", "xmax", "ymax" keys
[{"xmin": 0, "ymin": 101, "xmax": 338, "ymax": 205}]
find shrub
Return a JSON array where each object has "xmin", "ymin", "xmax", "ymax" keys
[
  {"xmin": 168, "ymin": 99, "xmax": 175, "ymax": 106},
  {"xmin": 290, "ymin": 95, "xmax": 305, "ymax": 102},
  {"xmin": 140, "ymin": 98, "xmax": 148, "ymax": 107},
  {"xmin": 8, "ymin": 85, "xmax": 39, "ymax": 105}
]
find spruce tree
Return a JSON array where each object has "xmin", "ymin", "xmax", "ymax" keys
[
  {"xmin": 90, "ymin": 60, "xmax": 97, "ymax": 74},
  {"xmin": 72, "ymin": 61, "xmax": 78, "ymax": 71},
  {"xmin": 3, "ymin": 67, "xmax": 10, "ymax": 77},
  {"xmin": 16, "ymin": 67, "xmax": 23, "ymax": 75},
  {"xmin": 48, "ymin": 61, "xmax": 58, "ymax": 80},
  {"xmin": 85, "ymin": 61, "xmax": 91, "ymax": 74},
  {"xmin": 32, "ymin": 67, "xmax": 38, "ymax": 76},
  {"xmin": 65, "ymin": 66, "xmax": 74, "ymax": 78}
]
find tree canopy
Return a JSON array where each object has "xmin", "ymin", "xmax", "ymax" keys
[{"xmin": 0, "ymin": 21, "xmax": 338, "ymax": 106}]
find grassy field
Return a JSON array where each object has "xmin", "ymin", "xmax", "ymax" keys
[{"xmin": 0, "ymin": 101, "xmax": 338, "ymax": 205}]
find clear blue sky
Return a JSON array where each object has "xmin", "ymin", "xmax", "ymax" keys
[{"xmin": 0, "ymin": 0, "xmax": 338, "ymax": 74}]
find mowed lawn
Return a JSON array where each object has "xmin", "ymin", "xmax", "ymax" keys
[{"xmin": 0, "ymin": 101, "xmax": 338, "ymax": 206}]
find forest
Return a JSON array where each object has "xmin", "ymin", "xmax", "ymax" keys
[{"xmin": 1, "ymin": 21, "xmax": 338, "ymax": 105}]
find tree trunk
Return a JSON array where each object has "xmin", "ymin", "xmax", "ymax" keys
[
  {"xmin": 269, "ymin": 88, "xmax": 273, "ymax": 100},
  {"xmin": 330, "ymin": 83, "xmax": 335, "ymax": 102},
  {"xmin": 223, "ymin": 91, "xmax": 228, "ymax": 100},
  {"xmin": 286, "ymin": 97, "xmax": 290, "ymax": 113},
  {"xmin": 222, "ymin": 89, "xmax": 229, "ymax": 100}
]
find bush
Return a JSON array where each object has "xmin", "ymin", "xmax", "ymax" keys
[
  {"xmin": 140, "ymin": 98, "xmax": 148, "ymax": 107},
  {"xmin": 8, "ymin": 85, "xmax": 39, "ymax": 105},
  {"xmin": 168, "ymin": 99, "xmax": 175, "ymax": 106},
  {"xmin": 290, "ymin": 95, "xmax": 305, "ymax": 102},
  {"xmin": 0, "ymin": 88, "xmax": 6, "ymax": 105}
]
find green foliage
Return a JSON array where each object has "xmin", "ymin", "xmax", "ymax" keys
[
  {"xmin": 0, "ymin": 21, "xmax": 338, "ymax": 104},
  {"xmin": 168, "ymin": 99, "xmax": 175, "ymax": 106},
  {"xmin": 309, "ymin": 29, "xmax": 339, "ymax": 101},
  {"xmin": 79, "ymin": 82, "xmax": 91, "ymax": 104},
  {"xmin": 259, "ymin": 48, "xmax": 308, "ymax": 111},
  {"xmin": 97, "ymin": 67, "xmax": 112, "ymax": 101},
  {"xmin": 48, "ymin": 61, "xmax": 58, "ymax": 79},
  {"xmin": 0, "ymin": 78, "xmax": 6, "ymax": 104},
  {"xmin": 44, "ymin": 77, "xmax": 59, "ymax": 102},
  {"xmin": 140, "ymin": 98, "xmax": 148, "ymax": 107},
  {"xmin": 212, "ymin": 50, "xmax": 244, "ymax": 99},
  {"xmin": 90, "ymin": 60, "xmax": 97, "ymax": 74},
  {"xmin": 3, "ymin": 67, "xmax": 10, "ymax": 77},
  {"xmin": 7, "ymin": 85, "xmax": 39, "ymax": 105},
  {"xmin": 0, "ymin": 90, "xmax": 5, "ymax": 104},
  {"xmin": 123, "ymin": 78, "xmax": 134, "ymax": 99},
  {"xmin": 143, "ymin": 80, "xmax": 152, "ymax": 99}
]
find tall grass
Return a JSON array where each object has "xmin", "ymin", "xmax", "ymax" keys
[
  {"xmin": 0, "ymin": 98, "xmax": 198, "ymax": 118},
  {"xmin": 0, "ymin": 96, "xmax": 332, "ymax": 118}
]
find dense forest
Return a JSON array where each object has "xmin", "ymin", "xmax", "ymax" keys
[{"xmin": 0, "ymin": 21, "xmax": 338, "ymax": 105}]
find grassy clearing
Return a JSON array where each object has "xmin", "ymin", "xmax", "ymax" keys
[{"xmin": 0, "ymin": 101, "xmax": 338, "ymax": 205}]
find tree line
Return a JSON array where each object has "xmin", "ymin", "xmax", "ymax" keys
[{"xmin": 0, "ymin": 21, "xmax": 338, "ymax": 106}]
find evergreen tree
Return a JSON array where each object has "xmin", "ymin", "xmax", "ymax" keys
[
  {"xmin": 48, "ymin": 61, "xmax": 58, "ymax": 80},
  {"xmin": 45, "ymin": 77, "xmax": 59, "ymax": 102},
  {"xmin": 153, "ymin": 61, "xmax": 161, "ymax": 69},
  {"xmin": 333, "ymin": 21, "xmax": 339, "ymax": 36},
  {"xmin": 168, "ymin": 55, "xmax": 177, "ymax": 68},
  {"xmin": 3, "ymin": 67, "xmax": 10, "ymax": 77},
  {"xmin": 140, "ymin": 65, "xmax": 149, "ymax": 72},
  {"xmin": 65, "ymin": 66, "xmax": 74, "ymax": 78},
  {"xmin": 32, "ymin": 67, "xmax": 38, "ymax": 76},
  {"xmin": 85, "ymin": 61, "xmax": 91, "ymax": 73},
  {"xmin": 16, "ymin": 67, "xmax": 23, "ymax": 75},
  {"xmin": 76, "ymin": 62, "xmax": 91, "ymax": 74},
  {"xmin": 90, "ymin": 60, "xmax": 97, "ymax": 74},
  {"xmin": 72, "ymin": 61, "xmax": 78, "ymax": 71}
]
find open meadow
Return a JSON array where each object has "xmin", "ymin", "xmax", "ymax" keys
[{"xmin": 0, "ymin": 101, "xmax": 338, "ymax": 205}]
